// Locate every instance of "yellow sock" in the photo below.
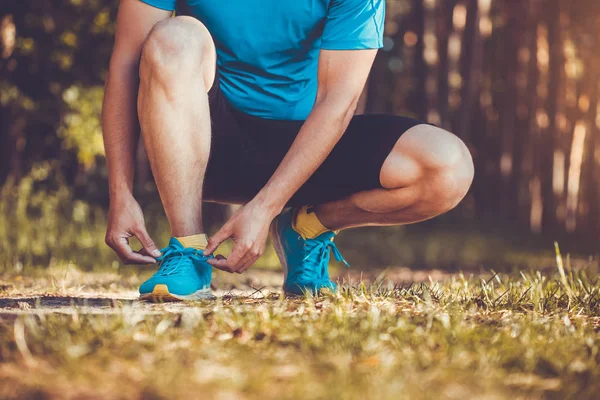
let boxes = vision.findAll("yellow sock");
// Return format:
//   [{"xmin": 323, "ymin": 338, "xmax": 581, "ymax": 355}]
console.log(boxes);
[
  {"xmin": 175, "ymin": 234, "xmax": 208, "ymax": 250},
  {"xmin": 293, "ymin": 206, "xmax": 332, "ymax": 239}
]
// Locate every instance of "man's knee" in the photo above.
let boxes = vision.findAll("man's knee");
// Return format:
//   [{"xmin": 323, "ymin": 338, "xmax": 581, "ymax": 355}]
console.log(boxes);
[
  {"xmin": 381, "ymin": 124, "xmax": 474, "ymax": 213},
  {"xmin": 140, "ymin": 16, "xmax": 215, "ymax": 85}
]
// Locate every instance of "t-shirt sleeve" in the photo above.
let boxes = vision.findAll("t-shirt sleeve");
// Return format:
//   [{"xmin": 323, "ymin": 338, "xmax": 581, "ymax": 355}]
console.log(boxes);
[
  {"xmin": 321, "ymin": 0, "xmax": 385, "ymax": 50},
  {"xmin": 139, "ymin": 0, "xmax": 176, "ymax": 12}
]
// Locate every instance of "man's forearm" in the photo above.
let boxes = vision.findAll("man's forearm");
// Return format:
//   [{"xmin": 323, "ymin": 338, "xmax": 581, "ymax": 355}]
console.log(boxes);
[
  {"xmin": 254, "ymin": 95, "xmax": 358, "ymax": 212},
  {"xmin": 102, "ymin": 63, "xmax": 141, "ymax": 200}
]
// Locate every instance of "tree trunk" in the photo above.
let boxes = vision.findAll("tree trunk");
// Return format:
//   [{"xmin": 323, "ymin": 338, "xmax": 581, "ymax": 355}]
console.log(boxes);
[
  {"xmin": 540, "ymin": 0, "xmax": 561, "ymax": 234},
  {"xmin": 436, "ymin": 0, "xmax": 456, "ymax": 130},
  {"xmin": 457, "ymin": 0, "xmax": 482, "ymax": 143},
  {"xmin": 411, "ymin": 0, "xmax": 427, "ymax": 119},
  {"xmin": 513, "ymin": 1, "xmax": 540, "ymax": 228},
  {"xmin": 499, "ymin": 1, "xmax": 521, "ymax": 218}
]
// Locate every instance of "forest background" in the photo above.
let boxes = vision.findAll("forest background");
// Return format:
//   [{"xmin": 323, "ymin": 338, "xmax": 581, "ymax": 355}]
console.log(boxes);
[{"xmin": 1, "ymin": 0, "xmax": 599, "ymax": 271}]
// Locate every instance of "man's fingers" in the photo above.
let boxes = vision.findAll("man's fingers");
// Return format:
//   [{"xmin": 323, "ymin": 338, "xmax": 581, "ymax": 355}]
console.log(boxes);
[
  {"xmin": 208, "ymin": 242, "xmax": 248, "ymax": 272},
  {"xmin": 207, "ymin": 257, "xmax": 234, "ymax": 272},
  {"xmin": 237, "ymin": 256, "xmax": 260, "ymax": 274},
  {"xmin": 125, "ymin": 253, "xmax": 157, "ymax": 265},
  {"xmin": 237, "ymin": 246, "xmax": 263, "ymax": 273},
  {"xmin": 230, "ymin": 241, "xmax": 256, "ymax": 272},
  {"xmin": 113, "ymin": 237, "xmax": 157, "ymax": 265},
  {"xmin": 234, "ymin": 248, "xmax": 260, "ymax": 274},
  {"xmin": 209, "ymin": 241, "xmax": 261, "ymax": 273},
  {"xmin": 204, "ymin": 227, "xmax": 232, "ymax": 255},
  {"xmin": 132, "ymin": 226, "xmax": 161, "ymax": 258},
  {"xmin": 208, "ymin": 252, "xmax": 244, "ymax": 272}
]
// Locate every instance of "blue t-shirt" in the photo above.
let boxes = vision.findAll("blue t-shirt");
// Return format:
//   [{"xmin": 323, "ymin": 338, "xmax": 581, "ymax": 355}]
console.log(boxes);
[{"xmin": 140, "ymin": 0, "xmax": 385, "ymax": 120}]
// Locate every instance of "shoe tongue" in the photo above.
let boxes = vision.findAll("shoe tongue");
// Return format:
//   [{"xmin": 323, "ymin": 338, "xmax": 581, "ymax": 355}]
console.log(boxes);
[{"xmin": 169, "ymin": 237, "xmax": 185, "ymax": 249}]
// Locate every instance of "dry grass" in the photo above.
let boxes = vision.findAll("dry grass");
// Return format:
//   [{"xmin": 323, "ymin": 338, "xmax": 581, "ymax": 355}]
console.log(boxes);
[{"xmin": 1, "ymin": 247, "xmax": 600, "ymax": 400}]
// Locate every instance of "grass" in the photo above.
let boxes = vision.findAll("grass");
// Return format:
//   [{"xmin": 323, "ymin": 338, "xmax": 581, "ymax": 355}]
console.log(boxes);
[
  {"xmin": 2, "ymin": 178, "xmax": 600, "ymax": 398},
  {"xmin": 1, "ymin": 246, "xmax": 600, "ymax": 400}
]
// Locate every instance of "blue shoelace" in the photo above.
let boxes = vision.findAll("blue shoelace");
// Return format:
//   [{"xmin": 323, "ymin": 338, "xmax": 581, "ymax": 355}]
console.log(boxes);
[
  {"xmin": 155, "ymin": 246, "xmax": 213, "ymax": 277},
  {"xmin": 299, "ymin": 238, "xmax": 350, "ymax": 281}
]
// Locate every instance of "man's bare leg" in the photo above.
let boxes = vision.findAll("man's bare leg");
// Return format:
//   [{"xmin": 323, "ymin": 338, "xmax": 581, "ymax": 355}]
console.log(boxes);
[
  {"xmin": 137, "ymin": 17, "xmax": 216, "ymax": 237},
  {"xmin": 274, "ymin": 124, "xmax": 473, "ymax": 294},
  {"xmin": 302, "ymin": 125, "xmax": 475, "ymax": 232}
]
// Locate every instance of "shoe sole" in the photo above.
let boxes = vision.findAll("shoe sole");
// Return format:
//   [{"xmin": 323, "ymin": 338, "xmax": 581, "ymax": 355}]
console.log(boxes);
[{"xmin": 139, "ymin": 284, "xmax": 215, "ymax": 302}]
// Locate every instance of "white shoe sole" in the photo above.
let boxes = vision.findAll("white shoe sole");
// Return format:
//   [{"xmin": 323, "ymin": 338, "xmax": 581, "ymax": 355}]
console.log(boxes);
[{"xmin": 139, "ymin": 284, "xmax": 215, "ymax": 302}]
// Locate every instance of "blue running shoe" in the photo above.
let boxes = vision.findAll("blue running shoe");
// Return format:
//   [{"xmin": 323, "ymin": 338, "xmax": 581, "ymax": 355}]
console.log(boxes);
[
  {"xmin": 139, "ymin": 237, "xmax": 214, "ymax": 302},
  {"xmin": 270, "ymin": 209, "xmax": 349, "ymax": 296}
]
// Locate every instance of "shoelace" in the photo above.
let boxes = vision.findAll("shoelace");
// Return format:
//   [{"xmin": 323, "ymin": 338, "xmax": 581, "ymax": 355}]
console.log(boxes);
[
  {"xmin": 299, "ymin": 238, "xmax": 350, "ymax": 281},
  {"xmin": 155, "ymin": 246, "xmax": 213, "ymax": 277}
]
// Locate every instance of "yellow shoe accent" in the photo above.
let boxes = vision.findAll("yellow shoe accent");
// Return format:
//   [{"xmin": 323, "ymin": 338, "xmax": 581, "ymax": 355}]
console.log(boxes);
[
  {"xmin": 293, "ymin": 206, "xmax": 337, "ymax": 239},
  {"xmin": 139, "ymin": 284, "xmax": 181, "ymax": 303},
  {"xmin": 175, "ymin": 234, "xmax": 208, "ymax": 250}
]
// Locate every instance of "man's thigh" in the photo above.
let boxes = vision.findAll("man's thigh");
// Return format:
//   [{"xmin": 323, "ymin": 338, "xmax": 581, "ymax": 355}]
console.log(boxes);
[
  {"xmin": 204, "ymin": 101, "xmax": 427, "ymax": 207},
  {"xmin": 288, "ymin": 114, "xmax": 427, "ymax": 206}
]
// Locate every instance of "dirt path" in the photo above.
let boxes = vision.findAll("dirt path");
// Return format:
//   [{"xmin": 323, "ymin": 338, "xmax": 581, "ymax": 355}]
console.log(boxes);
[{"xmin": 0, "ymin": 266, "xmax": 459, "ymax": 318}]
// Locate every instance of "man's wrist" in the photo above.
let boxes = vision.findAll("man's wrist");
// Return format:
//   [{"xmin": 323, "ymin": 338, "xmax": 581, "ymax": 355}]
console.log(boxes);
[
  {"xmin": 109, "ymin": 186, "xmax": 135, "ymax": 205},
  {"xmin": 251, "ymin": 191, "xmax": 286, "ymax": 217}
]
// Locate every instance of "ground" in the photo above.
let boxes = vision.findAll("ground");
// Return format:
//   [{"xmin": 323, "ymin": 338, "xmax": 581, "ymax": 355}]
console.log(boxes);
[{"xmin": 1, "ymin": 251, "xmax": 600, "ymax": 400}]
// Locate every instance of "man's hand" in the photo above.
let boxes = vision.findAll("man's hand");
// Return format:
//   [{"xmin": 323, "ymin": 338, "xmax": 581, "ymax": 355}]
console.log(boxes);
[
  {"xmin": 204, "ymin": 200, "xmax": 278, "ymax": 273},
  {"xmin": 105, "ymin": 195, "xmax": 161, "ymax": 264}
]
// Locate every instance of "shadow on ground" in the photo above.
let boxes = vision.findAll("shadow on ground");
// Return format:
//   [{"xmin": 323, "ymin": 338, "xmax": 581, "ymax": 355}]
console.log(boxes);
[
  {"xmin": 0, "ymin": 296, "xmax": 135, "ymax": 309},
  {"xmin": 0, "ymin": 266, "xmax": 473, "ymax": 320}
]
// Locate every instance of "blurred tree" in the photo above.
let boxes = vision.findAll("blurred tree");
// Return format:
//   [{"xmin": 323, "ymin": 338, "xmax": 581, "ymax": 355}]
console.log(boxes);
[
  {"xmin": 371, "ymin": 0, "xmax": 600, "ymax": 237},
  {"xmin": 1, "ymin": 0, "xmax": 600, "ymax": 239},
  {"xmin": 0, "ymin": 0, "xmax": 117, "ymax": 199}
]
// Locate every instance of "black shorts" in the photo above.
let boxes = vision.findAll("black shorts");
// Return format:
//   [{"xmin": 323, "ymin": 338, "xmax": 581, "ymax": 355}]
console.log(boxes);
[{"xmin": 204, "ymin": 78, "xmax": 426, "ymax": 208}]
